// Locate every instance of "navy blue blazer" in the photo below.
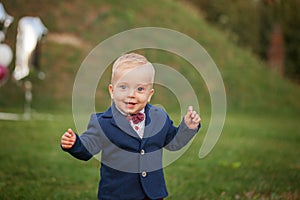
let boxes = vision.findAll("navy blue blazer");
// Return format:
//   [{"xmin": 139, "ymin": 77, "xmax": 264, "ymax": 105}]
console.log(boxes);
[{"xmin": 63, "ymin": 103, "xmax": 200, "ymax": 200}]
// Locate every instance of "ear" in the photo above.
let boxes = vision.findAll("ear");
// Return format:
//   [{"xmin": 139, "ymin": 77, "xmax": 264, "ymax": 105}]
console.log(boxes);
[
  {"xmin": 108, "ymin": 84, "xmax": 114, "ymax": 99},
  {"xmin": 148, "ymin": 88, "xmax": 154, "ymax": 102}
]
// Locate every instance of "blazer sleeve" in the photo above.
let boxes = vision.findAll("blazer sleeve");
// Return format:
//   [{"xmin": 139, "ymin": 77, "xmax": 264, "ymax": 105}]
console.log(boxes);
[
  {"xmin": 62, "ymin": 113, "xmax": 102, "ymax": 161},
  {"xmin": 164, "ymin": 117, "xmax": 200, "ymax": 151}
]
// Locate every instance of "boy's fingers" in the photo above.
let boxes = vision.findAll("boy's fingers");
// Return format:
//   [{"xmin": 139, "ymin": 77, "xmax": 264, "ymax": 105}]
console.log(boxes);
[
  {"xmin": 63, "ymin": 132, "xmax": 71, "ymax": 138},
  {"xmin": 186, "ymin": 106, "xmax": 193, "ymax": 119},
  {"xmin": 191, "ymin": 110, "xmax": 197, "ymax": 118},
  {"xmin": 187, "ymin": 106, "xmax": 198, "ymax": 118},
  {"xmin": 192, "ymin": 115, "xmax": 201, "ymax": 123},
  {"xmin": 61, "ymin": 129, "xmax": 76, "ymax": 149},
  {"xmin": 61, "ymin": 135, "xmax": 75, "ymax": 149},
  {"xmin": 61, "ymin": 143, "xmax": 72, "ymax": 149},
  {"xmin": 185, "ymin": 106, "xmax": 201, "ymax": 128},
  {"xmin": 188, "ymin": 106, "xmax": 193, "ymax": 113},
  {"xmin": 68, "ymin": 128, "xmax": 74, "ymax": 135},
  {"xmin": 65, "ymin": 129, "xmax": 76, "ymax": 138},
  {"xmin": 61, "ymin": 140, "xmax": 75, "ymax": 145},
  {"xmin": 62, "ymin": 133, "xmax": 75, "ymax": 142},
  {"xmin": 62, "ymin": 134, "xmax": 75, "ymax": 141}
]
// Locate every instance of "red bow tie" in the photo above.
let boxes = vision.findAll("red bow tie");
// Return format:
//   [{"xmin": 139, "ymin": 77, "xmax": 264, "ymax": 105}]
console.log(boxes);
[{"xmin": 127, "ymin": 112, "xmax": 145, "ymax": 124}]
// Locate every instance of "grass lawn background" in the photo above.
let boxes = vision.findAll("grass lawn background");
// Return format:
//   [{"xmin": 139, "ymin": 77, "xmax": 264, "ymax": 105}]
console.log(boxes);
[{"xmin": 0, "ymin": 0, "xmax": 299, "ymax": 199}]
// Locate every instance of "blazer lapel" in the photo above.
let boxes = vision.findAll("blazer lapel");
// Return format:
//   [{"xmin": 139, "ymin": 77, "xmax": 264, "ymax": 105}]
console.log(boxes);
[
  {"xmin": 142, "ymin": 104, "xmax": 167, "ymax": 144},
  {"xmin": 109, "ymin": 103, "xmax": 142, "ymax": 141}
]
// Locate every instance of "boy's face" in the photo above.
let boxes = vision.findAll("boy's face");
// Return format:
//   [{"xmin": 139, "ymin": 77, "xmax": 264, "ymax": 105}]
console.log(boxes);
[{"xmin": 109, "ymin": 65, "xmax": 154, "ymax": 115}]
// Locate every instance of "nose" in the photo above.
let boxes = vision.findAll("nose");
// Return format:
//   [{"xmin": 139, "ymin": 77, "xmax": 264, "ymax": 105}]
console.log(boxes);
[{"xmin": 127, "ymin": 88, "xmax": 135, "ymax": 98}]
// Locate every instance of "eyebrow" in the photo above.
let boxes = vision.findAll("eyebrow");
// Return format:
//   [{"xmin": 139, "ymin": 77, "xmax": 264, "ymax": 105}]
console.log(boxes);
[{"xmin": 116, "ymin": 81, "xmax": 152, "ymax": 86}]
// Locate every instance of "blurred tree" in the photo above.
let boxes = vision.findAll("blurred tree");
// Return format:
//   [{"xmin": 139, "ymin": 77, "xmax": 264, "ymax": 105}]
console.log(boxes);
[
  {"xmin": 184, "ymin": 0, "xmax": 300, "ymax": 82},
  {"xmin": 257, "ymin": 0, "xmax": 274, "ymax": 59},
  {"xmin": 185, "ymin": 0, "xmax": 273, "ymax": 58},
  {"xmin": 279, "ymin": 0, "xmax": 300, "ymax": 81},
  {"xmin": 267, "ymin": 24, "xmax": 285, "ymax": 75}
]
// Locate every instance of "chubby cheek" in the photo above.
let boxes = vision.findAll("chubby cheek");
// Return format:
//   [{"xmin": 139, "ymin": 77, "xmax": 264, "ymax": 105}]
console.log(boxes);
[
  {"xmin": 136, "ymin": 93, "xmax": 151, "ymax": 104},
  {"xmin": 139, "ymin": 97, "xmax": 149, "ymax": 104},
  {"xmin": 113, "ymin": 92, "xmax": 126, "ymax": 104}
]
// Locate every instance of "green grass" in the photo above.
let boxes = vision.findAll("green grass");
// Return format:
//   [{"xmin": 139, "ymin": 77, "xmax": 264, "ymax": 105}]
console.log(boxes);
[
  {"xmin": 0, "ymin": 114, "xmax": 99, "ymax": 199},
  {"xmin": 166, "ymin": 114, "xmax": 300, "ymax": 199},
  {"xmin": 0, "ymin": 0, "xmax": 300, "ymax": 199},
  {"xmin": 0, "ymin": 113, "xmax": 299, "ymax": 199}
]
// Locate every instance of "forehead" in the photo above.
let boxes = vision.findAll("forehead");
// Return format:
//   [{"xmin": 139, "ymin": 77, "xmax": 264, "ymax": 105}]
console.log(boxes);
[
  {"xmin": 113, "ymin": 64, "xmax": 155, "ymax": 84},
  {"xmin": 112, "ymin": 53, "xmax": 149, "ymax": 71}
]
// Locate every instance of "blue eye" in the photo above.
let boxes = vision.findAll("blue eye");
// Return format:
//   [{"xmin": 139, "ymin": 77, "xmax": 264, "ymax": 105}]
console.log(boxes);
[
  {"xmin": 120, "ymin": 85, "xmax": 126, "ymax": 90},
  {"xmin": 137, "ymin": 87, "xmax": 144, "ymax": 92}
]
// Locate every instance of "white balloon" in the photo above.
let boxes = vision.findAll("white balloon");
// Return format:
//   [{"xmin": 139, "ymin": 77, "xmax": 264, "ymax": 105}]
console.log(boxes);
[
  {"xmin": 13, "ymin": 16, "xmax": 48, "ymax": 81},
  {"xmin": 0, "ymin": 43, "xmax": 13, "ymax": 67}
]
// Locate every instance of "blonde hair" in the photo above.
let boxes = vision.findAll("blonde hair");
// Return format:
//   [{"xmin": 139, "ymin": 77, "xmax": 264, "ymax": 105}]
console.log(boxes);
[{"xmin": 111, "ymin": 53, "xmax": 155, "ymax": 84}]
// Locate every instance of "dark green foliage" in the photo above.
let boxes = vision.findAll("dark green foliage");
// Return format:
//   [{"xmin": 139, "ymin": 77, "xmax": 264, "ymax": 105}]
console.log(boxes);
[
  {"xmin": 185, "ymin": 0, "xmax": 300, "ymax": 82},
  {"xmin": 279, "ymin": 0, "xmax": 300, "ymax": 81}
]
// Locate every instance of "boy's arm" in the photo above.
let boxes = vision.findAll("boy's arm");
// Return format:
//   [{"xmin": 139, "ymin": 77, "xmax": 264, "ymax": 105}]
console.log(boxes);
[
  {"xmin": 61, "ymin": 114, "xmax": 102, "ymax": 161},
  {"xmin": 61, "ymin": 130, "xmax": 93, "ymax": 161},
  {"xmin": 164, "ymin": 106, "xmax": 201, "ymax": 151}
]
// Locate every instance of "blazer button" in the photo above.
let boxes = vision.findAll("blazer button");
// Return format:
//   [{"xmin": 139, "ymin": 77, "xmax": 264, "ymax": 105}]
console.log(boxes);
[
  {"xmin": 142, "ymin": 171, "xmax": 147, "ymax": 177},
  {"xmin": 141, "ymin": 149, "xmax": 145, "ymax": 155}
]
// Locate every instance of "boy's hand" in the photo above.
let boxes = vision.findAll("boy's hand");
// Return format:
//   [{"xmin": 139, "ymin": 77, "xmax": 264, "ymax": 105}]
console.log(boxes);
[
  {"xmin": 184, "ymin": 106, "xmax": 201, "ymax": 130},
  {"xmin": 61, "ymin": 128, "xmax": 76, "ymax": 149}
]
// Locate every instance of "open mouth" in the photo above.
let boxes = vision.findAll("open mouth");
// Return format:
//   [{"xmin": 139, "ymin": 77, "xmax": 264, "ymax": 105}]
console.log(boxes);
[{"xmin": 126, "ymin": 102, "xmax": 137, "ymax": 106}]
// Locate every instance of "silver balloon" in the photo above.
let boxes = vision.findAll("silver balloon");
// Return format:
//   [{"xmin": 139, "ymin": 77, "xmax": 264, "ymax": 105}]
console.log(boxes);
[
  {"xmin": 13, "ymin": 16, "xmax": 48, "ymax": 81},
  {"xmin": 0, "ymin": 43, "xmax": 13, "ymax": 67},
  {"xmin": 0, "ymin": 3, "xmax": 14, "ymax": 41}
]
